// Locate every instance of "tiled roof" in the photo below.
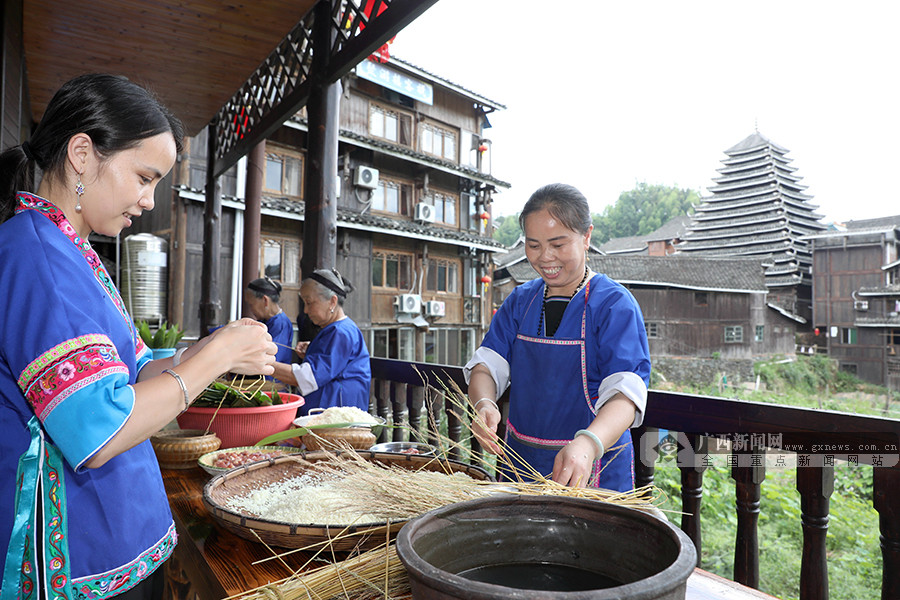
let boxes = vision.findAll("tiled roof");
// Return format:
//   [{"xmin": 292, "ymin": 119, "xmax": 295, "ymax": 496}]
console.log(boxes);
[
  {"xmin": 596, "ymin": 214, "xmax": 691, "ymax": 254},
  {"xmin": 859, "ymin": 284, "xmax": 900, "ymax": 297},
  {"xmin": 285, "ymin": 117, "xmax": 512, "ymax": 190},
  {"xmin": 504, "ymin": 255, "xmax": 767, "ymax": 292},
  {"xmin": 856, "ymin": 315, "xmax": 900, "ymax": 327},
  {"xmin": 845, "ymin": 215, "xmax": 900, "ymax": 231},
  {"xmin": 339, "ymin": 129, "xmax": 512, "ymax": 189},
  {"xmin": 725, "ymin": 132, "xmax": 789, "ymax": 155},
  {"xmin": 256, "ymin": 194, "xmax": 506, "ymax": 250}
]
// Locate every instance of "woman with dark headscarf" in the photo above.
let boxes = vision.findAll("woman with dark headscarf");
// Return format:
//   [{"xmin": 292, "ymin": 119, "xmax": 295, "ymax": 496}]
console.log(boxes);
[
  {"xmin": 272, "ymin": 269, "xmax": 371, "ymax": 414},
  {"xmin": 244, "ymin": 276, "xmax": 294, "ymax": 364}
]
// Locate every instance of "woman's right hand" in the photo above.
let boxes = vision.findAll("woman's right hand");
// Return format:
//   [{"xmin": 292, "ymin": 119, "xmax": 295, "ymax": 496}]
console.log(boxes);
[
  {"xmin": 472, "ymin": 402, "xmax": 503, "ymax": 455},
  {"xmin": 211, "ymin": 319, "xmax": 277, "ymax": 375},
  {"xmin": 295, "ymin": 341, "xmax": 310, "ymax": 359}
]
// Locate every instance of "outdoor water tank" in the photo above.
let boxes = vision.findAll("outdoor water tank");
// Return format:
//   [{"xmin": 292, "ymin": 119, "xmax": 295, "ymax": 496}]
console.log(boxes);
[{"xmin": 121, "ymin": 233, "xmax": 168, "ymax": 323}]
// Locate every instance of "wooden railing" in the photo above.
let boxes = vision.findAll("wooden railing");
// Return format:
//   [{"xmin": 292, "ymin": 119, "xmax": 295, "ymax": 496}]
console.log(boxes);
[{"xmin": 368, "ymin": 357, "xmax": 900, "ymax": 600}]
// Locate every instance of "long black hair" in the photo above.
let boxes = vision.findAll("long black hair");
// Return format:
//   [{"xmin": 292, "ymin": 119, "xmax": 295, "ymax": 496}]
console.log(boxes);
[{"xmin": 0, "ymin": 73, "xmax": 184, "ymax": 223}]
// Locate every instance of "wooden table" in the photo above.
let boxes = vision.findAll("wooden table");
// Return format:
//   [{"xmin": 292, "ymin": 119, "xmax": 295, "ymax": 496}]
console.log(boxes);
[{"xmin": 161, "ymin": 467, "xmax": 779, "ymax": 600}]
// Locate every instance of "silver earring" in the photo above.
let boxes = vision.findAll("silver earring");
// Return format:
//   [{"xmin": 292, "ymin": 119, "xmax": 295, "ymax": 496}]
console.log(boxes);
[{"xmin": 75, "ymin": 173, "xmax": 85, "ymax": 213}]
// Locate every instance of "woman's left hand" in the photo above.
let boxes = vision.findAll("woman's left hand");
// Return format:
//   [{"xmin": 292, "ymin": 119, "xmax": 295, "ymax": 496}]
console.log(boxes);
[{"xmin": 551, "ymin": 436, "xmax": 597, "ymax": 488}]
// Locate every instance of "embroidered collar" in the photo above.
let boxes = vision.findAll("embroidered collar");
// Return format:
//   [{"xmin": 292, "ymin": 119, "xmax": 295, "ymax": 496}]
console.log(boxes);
[{"xmin": 15, "ymin": 192, "xmax": 136, "ymax": 340}]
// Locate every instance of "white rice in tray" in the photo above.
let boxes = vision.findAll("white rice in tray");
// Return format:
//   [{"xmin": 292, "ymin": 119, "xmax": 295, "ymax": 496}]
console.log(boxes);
[
  {"xmin": 224, "ymin": 473, "xmax": 380, "ymax": 525},
  {"xmin": 308, "ymin": 406, "xmax": 379, "ymax": 426}
]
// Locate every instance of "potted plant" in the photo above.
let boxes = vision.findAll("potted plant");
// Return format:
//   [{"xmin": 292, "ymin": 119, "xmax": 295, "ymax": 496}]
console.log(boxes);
[{"xmin": 136, "ymin": 320, "xmax": 185, "ymax": 360}]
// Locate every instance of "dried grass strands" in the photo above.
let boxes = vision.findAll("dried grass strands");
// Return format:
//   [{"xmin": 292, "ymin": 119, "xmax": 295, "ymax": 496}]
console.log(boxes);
[
  {"xmin": 234, "ymin": 540, "xmax": 410, "ymax": 600},
  {"xmin": 415, "ymin": 370, "xmax": 672, "ymax": 512}
]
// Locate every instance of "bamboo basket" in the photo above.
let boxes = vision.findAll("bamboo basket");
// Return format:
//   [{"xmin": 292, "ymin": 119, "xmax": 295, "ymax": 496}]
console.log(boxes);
[
  {"xmin": 202, "ymin": 450, "xmax": 492, "ymax": 551},
  {"xmin": 150, "ymin": 429, "xmax": 221, "ymax": 470},
  {"xmin": 301, "ymin": 426, "xmax": 377, "ymax": 451}
]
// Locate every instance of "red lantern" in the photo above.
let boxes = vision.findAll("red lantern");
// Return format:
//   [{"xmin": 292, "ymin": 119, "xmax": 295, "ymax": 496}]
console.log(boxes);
[
  {"xmin": 479, "ymin": 212, "xmax": 490, "ymax": 220},
  {"xmin": 814, "ymin": 328, "xmax": 820, "ymax": 336},
  {"xmin": 480, "ymin": 275, "xmax": 492, "ymax": 284},
  {"xmin": 478, "ymin": 144, "xmax": 488, "ymax": 153}
]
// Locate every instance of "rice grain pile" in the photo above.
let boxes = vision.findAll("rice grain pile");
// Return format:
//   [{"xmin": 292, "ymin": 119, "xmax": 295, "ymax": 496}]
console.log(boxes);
[
  {"xmin": 222, "ymin": 453, "xmax": 491, "ymax": 526},
  {"xmin": 224, "ymin": 472, "xmax": 381, "ymax": 525}
]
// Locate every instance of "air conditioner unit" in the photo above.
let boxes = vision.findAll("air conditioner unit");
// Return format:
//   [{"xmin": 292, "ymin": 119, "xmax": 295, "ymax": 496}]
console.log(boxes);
[
  {"xmin": 424, "ymin": 300, "xmax": 446, "ymax": 317},
  {"xmin": 854, "ymin": 300, "xmax": 869, "ymax": 311},
  {"xmin": 395, "ymin": 294, "xmax": 422, "ymax": 314},
  {"xmin": 353, "ymin": 166, "xmax": 379, "ymax": 190},
  {"xmin": 414, "ymin": 202, "xmax": 435, "ymax": 223}
]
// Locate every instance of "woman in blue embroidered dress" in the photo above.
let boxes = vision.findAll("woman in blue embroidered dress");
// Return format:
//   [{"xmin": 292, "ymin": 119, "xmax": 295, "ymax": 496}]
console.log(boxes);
[
  {"xmin": 244, "ymin": 277, "xmax": 295, "ymax": 364},
  {"xmin": 0, "ymin": 74, "xmax": 277, "ymax": 600},
  {"xmin": 271, "ymin": 269, "xmax": 371, "ymax": 414},
  {"xmin": 464, "ymin": 183, "xmax": 651, "ymax": 492}
]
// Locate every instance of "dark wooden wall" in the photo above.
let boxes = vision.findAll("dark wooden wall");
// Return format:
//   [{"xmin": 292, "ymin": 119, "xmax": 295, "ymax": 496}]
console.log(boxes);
[
  {"xmin": 629, "ymin": 287, "xmax": 783, "ymax": 358},
  {"xmin": 1, "ymin": 0, "xmax": 28, "ymax": 152},
  {"xmin": 813, "ymin": 242, "xmax": 888, "ymax": 384}
]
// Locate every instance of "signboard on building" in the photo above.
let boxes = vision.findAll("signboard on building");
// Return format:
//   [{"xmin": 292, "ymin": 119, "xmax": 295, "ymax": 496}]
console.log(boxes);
[{"xmin": 356, "ymin": 59, "xmax": 433, "ymax": 105}]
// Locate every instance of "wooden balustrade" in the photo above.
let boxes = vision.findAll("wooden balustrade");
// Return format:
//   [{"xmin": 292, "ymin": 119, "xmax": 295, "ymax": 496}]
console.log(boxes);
[{"xmin": 369, "ymin": 357, "xmax": 900, "ymax": 600}]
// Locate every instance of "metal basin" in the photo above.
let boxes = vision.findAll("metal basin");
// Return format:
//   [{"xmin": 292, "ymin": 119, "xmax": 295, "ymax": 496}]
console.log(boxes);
[{"xmin": 396, "ymin": 495, "xmax": 696, "ymax": 600}]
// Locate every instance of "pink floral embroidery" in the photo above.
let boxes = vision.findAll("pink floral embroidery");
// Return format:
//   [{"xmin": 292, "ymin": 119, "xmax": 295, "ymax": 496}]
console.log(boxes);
[
  {"xmin": 20, "ymin": 335, "xmax": 128, "ymax": 422},
  {"xmin": 57, "ymin": 362, "xmax": 77, "ymax": 381}
]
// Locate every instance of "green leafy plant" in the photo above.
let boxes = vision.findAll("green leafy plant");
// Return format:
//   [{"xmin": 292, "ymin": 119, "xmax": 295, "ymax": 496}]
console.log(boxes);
[{"xmin": 136, "ymin": 320, "xmax": 184, "ymax": 349}]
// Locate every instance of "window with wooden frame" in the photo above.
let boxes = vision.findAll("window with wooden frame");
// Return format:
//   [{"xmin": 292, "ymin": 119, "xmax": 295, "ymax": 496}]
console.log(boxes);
[
  {"xmin": 426, "ymin": 257, "xmax": 460, "ymax": 294},
  {"xmin": 645, "ymin": 322, "xmax": 659, "ymax": 339},
  {"xmin": 424, "ymin": 328, "xmax": 475, "ymax": 366},
  {"xmin": 371, "ymin": 177, "xmax": 413, "ymax": 216},
  {"xmin": 367, "ymin": 327, "xmax": 415, "ymax": 361},
  {"xmin": 372, "ymin": 251, "xmax": 413, "ymax": 290},
  {"xmin": 264, "ymin": 148, "xmax": 304, "ymax": 198},
  {"xmin": 724, "ymin": 325, "xmax": 743, "ymax": 343},
  {"xmin": 694, "ymin": 292, "xmax": 708, "ymax": 306},
  {"xmin": 261, "ymin": 237, "xmax": 301, "ymax": 284},
  {"xmin": 368, "ymin": 103, "xmax": 413, "ymax": 147},
  {"xmin": 422, "ymin": 190, "xmax": 458, "ymax": 226},
  {"xmin": 418, "ymin": 121, "xmax": 458, "ymax": 162}
]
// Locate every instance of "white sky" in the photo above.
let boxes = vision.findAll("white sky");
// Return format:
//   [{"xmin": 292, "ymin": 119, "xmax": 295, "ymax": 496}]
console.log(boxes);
[{"xmin": 390, "ymin": 1, "xmax": 900, "ymax": 225}]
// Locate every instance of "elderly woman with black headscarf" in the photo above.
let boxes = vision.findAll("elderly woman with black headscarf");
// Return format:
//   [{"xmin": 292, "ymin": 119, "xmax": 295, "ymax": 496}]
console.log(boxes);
[
  {"xmin": 272, "ymin": 268, "xmax": 371, "ymax": 414},
  {"xmin": 244, "ymin": 276, "xmax": 294, "ymax": 364}
]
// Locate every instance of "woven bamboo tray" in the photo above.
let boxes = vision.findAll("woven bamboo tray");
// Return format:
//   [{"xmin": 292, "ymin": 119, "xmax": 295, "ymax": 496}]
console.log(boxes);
[{"xmin": 202, "ymin": 450, "xmax": 492, "ymax": 551}]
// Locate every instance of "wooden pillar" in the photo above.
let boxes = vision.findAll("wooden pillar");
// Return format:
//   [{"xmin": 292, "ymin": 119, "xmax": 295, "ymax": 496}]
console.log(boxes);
[
  {"xmin": 679, "ymin": 433, "xmax": 707, "ymax": 567},
  {"xmin": 732, "ymin": 442, "xmax": 766, "ymax": 589},
  {"xmin": 632, "ymin": 426, "xmax": 657, "ymax": 489},
  {"xmin": 796, "ymin": 464, "xmax": 833, "ymax": 600},
  {"xmin": 392, "ymin": 382, "xmax": 409, "ymax": 442},
  {"xmin": 200, "ymin": 123, "xmax": 222, "ymax": 335},
  {"xmin": 301, "ymin": 0, "xmax": 340, "ymax": 277},
  {"xmin": 241, "ymin": 141, "xmax": 265, "ymax": 317},
  {"xmin": 169, "ymin": 137, "xmax": 189, "ymax": 329},
  {"xmin": 374, "ymin": 379, "xmax": 392, "ymax": 444},
  {"xmin": 874, "ymin": 464, "xmax": 900, "ymax": 600}
]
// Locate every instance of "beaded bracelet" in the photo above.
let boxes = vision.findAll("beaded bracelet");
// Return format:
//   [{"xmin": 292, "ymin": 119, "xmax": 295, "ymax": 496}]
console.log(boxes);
[
  {"xmin": 574, "ymin": 429, "xmax": 605, "ymax": 460},
  {"xmin": 163, "ymin": 369, "xmax": 190, "ymax": 413}
]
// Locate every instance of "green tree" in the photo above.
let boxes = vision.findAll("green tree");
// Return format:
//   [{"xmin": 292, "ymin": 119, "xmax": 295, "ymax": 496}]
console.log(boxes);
[
  {"xmin": 591, "ymin": 183, "xmax": 698, "ymax": 245},
  {"xmin": 492, "ymin": 214, "xmax": 523, "ymax": 247}
]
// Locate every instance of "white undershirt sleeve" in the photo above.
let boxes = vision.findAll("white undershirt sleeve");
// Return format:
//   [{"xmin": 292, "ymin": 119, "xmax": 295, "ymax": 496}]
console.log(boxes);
[
  {"xmin": 463, "ymin": 346, "xmax": 510, "ymax": 401},
  {"xmin": 594, "ymin": 371, "xmax": 648, "ymax": 428},
  {"xmin": 291, "ymin": 362, "xmax": 319, "ymax": 396}
]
